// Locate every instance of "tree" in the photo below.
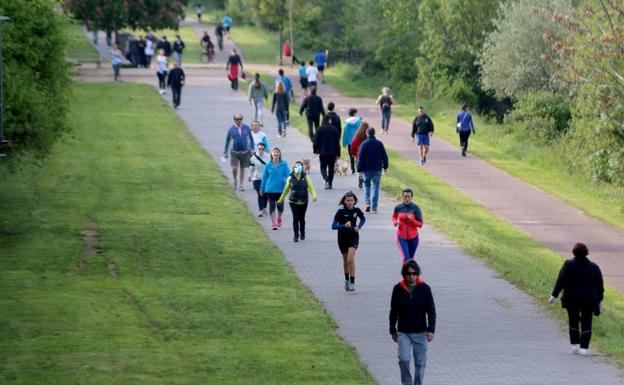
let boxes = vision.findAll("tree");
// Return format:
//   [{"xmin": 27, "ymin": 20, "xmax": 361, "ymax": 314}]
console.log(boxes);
[
  {"xmin": 479, "ymin": 0, "xmax": 572, "ymax": 100},
  {"xmin": 66, "ymin": 0, "xmax": 186, "ymax": 32},
  {"xmin": 0, "ymin": 0, "xmax": 70, "ymax": 163}
]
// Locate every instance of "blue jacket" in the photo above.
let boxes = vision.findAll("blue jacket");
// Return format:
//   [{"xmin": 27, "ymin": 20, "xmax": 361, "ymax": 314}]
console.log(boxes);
[
  {"xmin": 342, "ymin": 117, "xmax": 361, "ymax": 146},
  {"xmin": 456, "ymin": 111, "xmax": 475, "ymax": 133},
  {"xmin": 315, "ymin": 51, "xmax": 327, "ymax": 66},
  {"xmin": 224, "ymin": 124, "xmax": 254, "ymax": 154},
  {"xmin": 274, "ymin": 76, "xmax": 293, "ymax": 94},
  {"xmin": 357, "ymin": 136, "xmax": 389, "ymax": 172},
  {"xmin": 260, "ymin": 160, "xmax": 290, "ymax": 193}
]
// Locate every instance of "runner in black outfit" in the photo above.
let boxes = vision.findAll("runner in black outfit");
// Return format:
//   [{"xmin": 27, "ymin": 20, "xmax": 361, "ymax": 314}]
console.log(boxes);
[{"xmin": 332, "ymin": 191, "xmax": 366, "ymax": 292}]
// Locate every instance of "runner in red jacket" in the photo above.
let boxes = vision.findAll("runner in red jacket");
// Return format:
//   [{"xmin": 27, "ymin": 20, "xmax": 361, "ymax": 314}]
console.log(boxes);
[{"xmin": 392, "ymin": 188, "xmax": 423, "ymax": 263}]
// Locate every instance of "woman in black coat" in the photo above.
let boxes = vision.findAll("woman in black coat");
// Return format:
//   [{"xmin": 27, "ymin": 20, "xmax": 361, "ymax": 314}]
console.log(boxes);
[{"xmin": 549, "ymin": 243, "xmax": 604, "ymax": 355}]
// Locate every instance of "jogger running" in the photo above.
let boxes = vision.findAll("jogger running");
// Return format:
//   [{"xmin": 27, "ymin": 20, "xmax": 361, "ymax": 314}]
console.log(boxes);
[{"xmin": 332, "ymin": 191, "xmax": 366, "ymax": 291}]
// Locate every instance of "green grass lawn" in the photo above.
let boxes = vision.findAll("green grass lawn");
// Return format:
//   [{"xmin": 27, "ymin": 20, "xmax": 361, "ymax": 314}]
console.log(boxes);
[
  {"xmin": 248, "ymin": 84, "xmax": 624, "ymax": 366},
  {"xmin": 64, "ymin": 21, "xmax": 99, "ymax": 62},
  {"xmin": 0, "ymin": 83, "xmax": 375, "ymax": 385},
  {"xmin": 229, "ymin": 25, "xmax": 313, "ymax": 65}
]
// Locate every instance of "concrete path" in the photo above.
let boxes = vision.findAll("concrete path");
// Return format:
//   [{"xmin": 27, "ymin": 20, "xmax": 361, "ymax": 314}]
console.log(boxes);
[{"xmin": 123, "ymin": 68, "xmax": 622, "ymax": 385}]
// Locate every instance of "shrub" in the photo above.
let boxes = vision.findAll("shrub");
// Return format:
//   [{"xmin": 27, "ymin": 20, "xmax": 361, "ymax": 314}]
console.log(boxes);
[
  {"xmin": 0, "ymin": 0, "xmax": 70, "ymax": 163},
  {"xmin": 445, "ymin": 78, "xmax": 478, "ymax": 108},
  {"xmin": 504, "ymin": 91, "xmax": 571, "ymax": 141}
]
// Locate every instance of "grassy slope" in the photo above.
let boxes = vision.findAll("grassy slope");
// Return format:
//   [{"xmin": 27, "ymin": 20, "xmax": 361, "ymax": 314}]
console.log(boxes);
[
  {"xmin": 241, "ymin": 73, "xmax": 624, "ymax": 366},
  {"xmin": 64, "ymin": 21, "xmax": 99, "ymax": 62},
  {"xmin": 0, "ymin": 84, "xmax": 374, "ymax": 385}
]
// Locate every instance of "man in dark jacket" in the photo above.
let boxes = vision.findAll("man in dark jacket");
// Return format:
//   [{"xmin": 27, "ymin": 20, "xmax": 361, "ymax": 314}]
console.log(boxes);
[
  {"xmin": 167, "ymin": 62, "xmax": 185, "ymax": 109},
  {"xmin": 156, "ymin": 36, "xmax": 172, "ymax": 57},
  {"xmin": 299, "ymin": 87, "xmax": 325, "ymax": 141},
  {"xmin": 390, "ymin": 260, "xmax": 436, "ymax": 385},
  {"xmin": 313, "ymin": 115, "xmax": 341, "ymax": 189},
  {"xmin": 549, "ymin": 242, "xmax": 604, "ymax": 355},
  {"xmin": 172, "ymin": 34, "xmax": 185, "ymax": 65},
  {"xmin": 357, "ymin": 127, "xmax": 388, "ymax": 213},
  {"xmin": 326, "ymin": 102, "xmax": 342, "ymax": 138},
  {"xmin": 410, "ymin": 107, "xmax": 434, "ymax": 165}
]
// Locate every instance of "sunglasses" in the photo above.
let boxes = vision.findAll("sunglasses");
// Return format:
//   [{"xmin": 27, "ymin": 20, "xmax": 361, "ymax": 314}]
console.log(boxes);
[
  {"xmin": 234, "ymin": 117, "xmax": 243, "ymax": 121},
  {"xmin": 405, "ymin": 272, "xmax": 418, "ymax": 276}
]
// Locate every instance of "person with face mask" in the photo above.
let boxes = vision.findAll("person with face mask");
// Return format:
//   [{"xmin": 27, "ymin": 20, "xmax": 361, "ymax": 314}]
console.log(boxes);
[
  {"xmin": 392, "ymin": 188, "xmax": 423, "ymax": 263},
  {"xmin": 278, "ymin": 161, "xmax": 318, "ymax": 242}
]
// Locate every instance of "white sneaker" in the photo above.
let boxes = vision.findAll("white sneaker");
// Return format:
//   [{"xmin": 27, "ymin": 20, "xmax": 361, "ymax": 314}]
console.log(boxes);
[
  {"xmin": 277, "ymin": 134, "xmax": 281, "ymax": 138},
  {"xmin": 578, "ymin": 348, "xmax": 589, "ymax": 356},
  {"xmin": 158, "ymin": 89, "xmax": 164, "ymax": 95},
  {"xmin": 572, "ymin": 344, "xmax": 580, "ymax": 354},
  {"xmin": 258, "ymin": 210, "xmax": 263, "ymax": 217}
]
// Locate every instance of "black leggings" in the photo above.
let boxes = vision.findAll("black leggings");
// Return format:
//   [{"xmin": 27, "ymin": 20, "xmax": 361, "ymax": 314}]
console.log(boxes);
[
  {"xmin": 346, "ymin": 145, "xmax": 355, "ymax": 173},
  {"xmin": 319, "ymin": 155, "xmax": 336, "ymax": 186},
  {"xmin": 459, "ymin": 130, "xmax": 471, "ymax": 153},
  {"xmin": 265, "ymin": 192, "xmax": 284, "ymax": 214},
  {"xmin": 566, "ymin": 305, "xmax": 594, "ymax": 349},
  {"xmin": 289, "ymin": 202, "xmax": 308, "ymax": 237},
  {"xmin": 157, "ymin": 72, "xmax": 167, "ymax": 89}
]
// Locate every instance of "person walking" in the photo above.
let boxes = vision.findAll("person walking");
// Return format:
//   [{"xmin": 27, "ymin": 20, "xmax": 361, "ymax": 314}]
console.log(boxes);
[
  {"xmin": 250, "ymin": 120, "xmax": 270, "ymax": 151},
  {"xmin": 357, "ymin": 126, "xmax": 388, "ymax": 214},
  {"xmin": 314, "ymin": 115, "xmax": 341, "ymax": 190},
  {"xmin": 326, "ymin": 102, "xmax": 342, "ymax": 138},
  {"xmin": 195, "ymin": 3, "xmax": 204, "ymax": 22},
  {"xmin": 260, "ymin": 147, "xmax": 290, "ymax": 230},
  {"xmin": 315, "ymin": 49, "xmax": 327, "ymax": 83},
  {"xmin": 392, "ymin": 188, "xmax": 423, "ymax": 263},
  {"xmin": 343, "ymin": 108, "xmax": 362, "ymax": 176},
  {"xmin": 249, "ymin": 141, "xmax": 270, "ymax": 217},
  {"xmin": 298, "ymin": 62, "xmax": 309, "ymax": 96},
  {"xmin": 306, "ymin": 60, "xmax": 319, "ymax": 89},
  {"xmin": 248, "ymin": 73, "xmax": 268, "ymax": 125},
  {"xmin": 299, "ymin": 87, "xmax": 325, "ymax": 141},
  {"xmin": 411, "ymin": 107, "xmax": 435, "ymax": 165},
  {"xmin": 271, "ymin": 80, "xmax": 290, "ymax": 138},
  {"xmin": 145, "ymin": 34, "xmax": 155, "ymax": 67},
  {"xmin": 350, "ymin": 121, "xmax": 368, "ymax": 189},
  {"xmin": 172, "ymin": 34, "xmax": 185, "ymax": 65},
  {"xmin": 456, "ymin": 102, "xmax": 476, "ymax": 157},
  {"xmin": 226, "ymin": 49, "xmax": 244, "ymax": 91},
  {"xmin": 156, "ymin": 36, "xmax": 172, "ymax": 57},
  {"xmin": 167, "ymin": 62, "xmax": 185, "ymax": 109},
  {"xmin": 156, "ymin": 49, "xmax": 168, "ymax": 95},
  {"xmin": 137, "ymin": 36, "xmax": 146, "ymax": 68},
  {"xmin": 549, "ymin": 243, "xmax": 604, "ymax": 356},
  {"xmin": 278, "ymin": 161, "xmax": 318, "ymax": 242},
  {"xmin": 390, "ymin": 260, "xmax": 436, "ymax": 385},
  {"xmin": 223, "ymin": 114, "xmax": 254, "ymax": 191},
  {"xmin": 223, "ymin": 15, "xmax": 233, "ymax": 37},
  {"xmin": 376, "ymin": 87, "xmax": 394, "ymax": 135},
  {"xmin": 110, "ymin": 43, "xmax": 123, "ymax": 82},
  {"xmin": 332, "ymin": 191, "xmax": 366, "ymax": 292},
  {"xmin": 274, "ymin": 69, "xmax": 294, "ymax": 123}
]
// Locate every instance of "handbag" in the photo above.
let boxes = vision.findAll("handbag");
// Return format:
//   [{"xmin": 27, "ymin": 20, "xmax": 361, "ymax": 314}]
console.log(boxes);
[{"xmin": 456, "ymin": 112, "xmax": 468, "ymax": 131}]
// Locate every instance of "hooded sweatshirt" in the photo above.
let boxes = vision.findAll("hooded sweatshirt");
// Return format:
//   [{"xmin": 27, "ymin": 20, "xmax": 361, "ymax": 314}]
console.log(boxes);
[
  {"xmin": 389, "ymin": 278, "xmax": 436, "ymax": 335},
  {"xmin": 343, "ymin": 116, "xmax": 362, "ymax": 147}
]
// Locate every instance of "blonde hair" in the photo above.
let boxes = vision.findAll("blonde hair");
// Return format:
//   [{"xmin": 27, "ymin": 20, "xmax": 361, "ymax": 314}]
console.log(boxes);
[
  {"xmin": 274, "ymin": 80, "xmax": 286, "ymax": 93},
  {"xmin": 270, "ymin": 147, "xmax": 282, "ymax": 161},
  {"xmin": 381, "ymin": 87, "xmax": 390, "ymax": 97}
]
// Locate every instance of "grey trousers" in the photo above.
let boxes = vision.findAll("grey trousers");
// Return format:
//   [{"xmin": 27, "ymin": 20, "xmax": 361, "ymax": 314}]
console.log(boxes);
[{"xmin": 398, "ymin": 332, "xmax": 428, "ymax": 385}]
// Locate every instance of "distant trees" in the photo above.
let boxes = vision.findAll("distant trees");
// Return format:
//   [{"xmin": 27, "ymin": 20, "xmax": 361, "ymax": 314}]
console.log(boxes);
[
  {"xmin": 0, "ymin": 0, "xmax": 70, "ymax": 163},
  {"xmin": 66, "ymin": 0, "xmax": 186, "ymax": 32}
]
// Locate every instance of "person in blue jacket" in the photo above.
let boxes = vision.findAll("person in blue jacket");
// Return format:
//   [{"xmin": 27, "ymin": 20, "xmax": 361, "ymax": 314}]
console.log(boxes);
[
  {"xmin": 315, "ymin": 49, "xmax": 327, "ymax": 83},
  {"xmin": 342, "ymin": 108, "xmax": 362, "ymax": 175},
  {"xmin": 260, "ymin": 147, "xmax": 290, "ymax": 230},
  {"xmin": 357, "ymin": 126, "xmax": 389, "ymax": 214},
  {"xmin": 456, "ymin": 102, "xmax": 476, "ymax": 157}
]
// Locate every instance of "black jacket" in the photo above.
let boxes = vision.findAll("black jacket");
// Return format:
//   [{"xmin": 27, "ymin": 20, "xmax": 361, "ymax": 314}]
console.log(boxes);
[
  {"xmin": 271, "ymin": 92, "xmax": 289, "ymax": 113},
  {"xmin": 390, "ymin": 279, "xmax": 436, "ymax": 334},
  {"xmin": 326, "ymin": 111, "xmax": 342, "ymax": 138},
  {"xmin": 173, "ymin": 39, "xmax": 185, "ymax": 53},
  {"xmin": 299, "ymin": 94, "xmax": 325, "ymax": 119},
  {"xmin": 156, "ymin": 40, "xmax": 172, "ymax": 56},
  {"xmin": 552, "ymin": 256, "xmax": 604, "ymax": 311},
  {"xmin": 411, "ymin": 113, "xmax": 434, "ymax": 136},
  {"xmin": 313, "ymin": 124, "xmax": 340, "ymax": 156},
  {"xmin": 167, "ymin": 68, "xmax": 185, "ymax": 88}
]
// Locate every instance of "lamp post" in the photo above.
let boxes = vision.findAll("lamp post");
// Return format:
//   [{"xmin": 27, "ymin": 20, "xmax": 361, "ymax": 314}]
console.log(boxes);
[{"xmin": 0, "ymin": 16, "xmax": 10, "ymax": 155}]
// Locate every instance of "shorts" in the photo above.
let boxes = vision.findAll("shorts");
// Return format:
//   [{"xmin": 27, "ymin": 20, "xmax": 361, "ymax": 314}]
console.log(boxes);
[
  {"xmin": 317, "ymin": 65, "xmax": 325, "ymax": 72},
  {"xmin": 230, "ymin": 150, "xmax": 250, "ymax": 168},
  {"xmin": 309, "ymin": 81, "xmax": 317, "ymax": 89},
  {"xmin": 300, "ymin": 78, "xmax": 309, "ymax": 89},
  {"xmin": 338, "ymin": 235, "xmax": 359, "ymax": 254},
  {"xmin": 225, "ymin": 26, "xmax": 231, "ymax": 32},
  {"xmin": 265, "ymin": 192, "xmax": 282, "ymax": 202},
  {"xmin": 417, "ymin": 134, "xmax": 430, "ymax": 145}
]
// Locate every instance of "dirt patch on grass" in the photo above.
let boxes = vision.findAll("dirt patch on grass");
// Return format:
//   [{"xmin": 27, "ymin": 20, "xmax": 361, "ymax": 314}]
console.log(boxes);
[
  {"xmin": 125, "ymin": 291, "xmax": 167, "ymax": 341},
  {"xmin": 74, "ymin": 218, "xmax": 101, "ymax": 275}
]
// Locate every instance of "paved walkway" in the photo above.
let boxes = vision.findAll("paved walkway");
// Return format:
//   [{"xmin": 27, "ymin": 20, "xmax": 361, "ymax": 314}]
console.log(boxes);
[{"xmin": 130, "ymin": 68, "xmax": 622, "ymax": 384}]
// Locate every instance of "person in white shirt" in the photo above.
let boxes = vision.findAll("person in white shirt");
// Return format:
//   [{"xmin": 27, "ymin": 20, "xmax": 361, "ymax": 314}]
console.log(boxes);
[
  {"xmin": 145, "ymin": 35, "xmax": 155, "ymax": 67},
  {"xmin": 156, "ymin": 49, "xmax": 168, "ymax": 94},
  {"xmin": 249, "ymin": 141, "xmax": 270, "ymax": 216},
  {"xmin": 250, "ymin": 120, "xmax": 269, "ymax": 151},
  {"xmin": 306, "ymin": 60, "xmax": 319, "ymax": 89}
]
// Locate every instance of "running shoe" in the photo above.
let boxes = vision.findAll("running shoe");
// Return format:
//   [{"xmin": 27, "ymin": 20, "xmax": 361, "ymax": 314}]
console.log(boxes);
[
  {"xmin": 365, "ymin": 206, "xmax": 371, "ymax": 213},
  {"xmin": 344, "ymin": 282, "xmax": 350, "ymax": 292},
  {"xmin": 258, "ymin": 210, "xmax": 263, "ymax": 217},
  {"xmin": 572, "ymin": 344, "xmax": 580, "ymax": 354},
  {"xmin": 579, "ymin": 348, "xmax": 590, "ymax": 356},
  {"xmin": 372, "ymin": 207, "xmax": 378, "ymax": 214},
  {"xmin": 300, "ymin": 233, "xmax": 305, "ymax": 241},
  {"xmin": 277, "ymin": 134, "xmax": 281, "ymax": 138},
  {"xmin": 239, "ymin": 186, "xmax": 245, "ymax": 191},
  {"xmin": 272, "ymin": 225, "xmax": 278, "ymax": 230},
  {"xmin": 349, "ymin": 285, "xmax": 355, "ymax": 292},
  {"xmin": 277, "ymin": 216, "xmax": 283, "ymax": 227},
  {"xmin": 293, "ymin": 235, "xmax": 299, "ymax": 242},
  {"xmin": 420, "ymin": 159, "xmax": 425, "ymax": 165},
  {"xmin": 358, "ymin": 177, "xmax": 363, "ymax": 189}
]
